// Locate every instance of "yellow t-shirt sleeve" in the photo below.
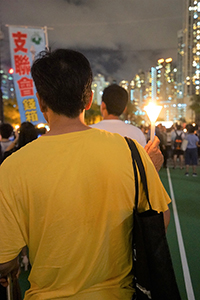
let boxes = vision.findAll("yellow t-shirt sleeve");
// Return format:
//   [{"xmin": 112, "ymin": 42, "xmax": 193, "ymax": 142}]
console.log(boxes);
[{"xmin": 133, "ymin": 141, "xmax": 171, "ymax": 213}]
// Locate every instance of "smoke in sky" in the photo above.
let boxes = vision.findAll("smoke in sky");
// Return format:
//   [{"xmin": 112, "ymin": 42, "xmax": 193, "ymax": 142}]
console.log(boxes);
[{"xmin": 0, "ymin": 0, "xmax": 183, "ymax": 81}]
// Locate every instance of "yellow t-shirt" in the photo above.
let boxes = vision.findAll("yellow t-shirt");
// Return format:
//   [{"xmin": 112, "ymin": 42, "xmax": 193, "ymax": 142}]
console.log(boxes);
[{"xmin": 0, "ymin": 129, "xmax": 171, "ymax": 300}]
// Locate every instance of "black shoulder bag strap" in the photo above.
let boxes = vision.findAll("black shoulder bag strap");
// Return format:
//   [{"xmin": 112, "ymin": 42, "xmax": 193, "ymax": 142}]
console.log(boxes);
[{"xmin": 124, "ymin": 137, "xmax": 152, "ymax": 211}]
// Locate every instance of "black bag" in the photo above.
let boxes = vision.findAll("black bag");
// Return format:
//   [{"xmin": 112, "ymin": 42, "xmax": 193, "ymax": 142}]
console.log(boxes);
[
  {"xmin": 125, "ymin": 137, "xmax": 181, "ymax": 300},
  {"xmin": 174, "ymin": 131, "xmax": 183, "ymax": 150}
]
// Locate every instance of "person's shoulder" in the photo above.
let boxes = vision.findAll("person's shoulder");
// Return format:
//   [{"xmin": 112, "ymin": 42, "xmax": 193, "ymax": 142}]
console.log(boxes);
[
  {"xmin": 124, "ymin": 123, "xmax": 143, "ymax": 133},
  {"xmin": 1, "ymin": 138, "xmax": 39, "ymax": 166},
  {"xmin": 90, "ymin": 120, "xmax": 107, "ymax": 129},
  {"xmin": 91, "ymin": 126, "xmax": 124, "ymax": 141},
  {"xmin": 124, "ymin": 124, "xmax": 146, "ymax": 145}
]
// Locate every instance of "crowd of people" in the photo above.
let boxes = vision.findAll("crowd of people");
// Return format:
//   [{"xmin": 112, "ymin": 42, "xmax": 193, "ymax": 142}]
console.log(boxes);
[
  {"xmin": 155, "ymin": 123, "xmax": 199, "ymax": 176},
  {"xmin": 0, "ymin": 48, "xmax": 198, "ymax": 299},
  {"xmin": 138, "ymin": 122, "xmax": 200, "ymax": 175}
]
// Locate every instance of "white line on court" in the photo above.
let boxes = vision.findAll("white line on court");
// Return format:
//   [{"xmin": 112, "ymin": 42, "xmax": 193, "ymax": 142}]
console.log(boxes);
[{"xmin": 167, "ymin": 168, "xmax": 195, "ymax": 300}]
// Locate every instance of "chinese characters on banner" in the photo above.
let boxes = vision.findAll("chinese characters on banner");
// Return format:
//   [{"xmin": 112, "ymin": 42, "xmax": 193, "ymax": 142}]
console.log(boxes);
[{"xmin": 8, "ymin": 27, "xmax": 46, "ymax": 124}]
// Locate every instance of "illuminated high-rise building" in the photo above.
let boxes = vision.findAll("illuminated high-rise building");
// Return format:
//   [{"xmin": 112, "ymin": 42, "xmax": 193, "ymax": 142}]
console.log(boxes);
[
  {"xmin": 0, "ymin": 69, "xmax": 15, "ymax": 100},
  {"xmin": 155, "ymin": 58, "xmax": 179, "ymax": 121},
  {"xmin": 177, "ymin": 30, "xmax": 184, "ymax": 99},
  {"xmin": 183, "ymin": 0, "xmax": 200, "ymax": 95},
  {"xmin": 91, "ymin": 74, "xmax": 109, "ymax": 105},
  {"xmin": 182, "ymin": 0, "xmax": 200, "ymax": 120}
]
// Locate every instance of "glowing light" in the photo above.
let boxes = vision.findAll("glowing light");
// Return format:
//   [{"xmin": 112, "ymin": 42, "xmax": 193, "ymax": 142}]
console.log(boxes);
[
  {"xmin": 165, "ymin": 58, "xmax": 172, "ymax": 63},
  {"xmin": 144, "ymin": 103, "xmax": 162, "ymax": 122},
  {"xmin": 155, "ymin": 121, "xmax": 173, "ymax": 129},
  {"xmin": 9, "ymin": 68, "xmax": 14, "ymax": 74},
  {"xmin": 37, "ymin": 123, "xmax": 46, "ymax": 129},
  {"xmin": 158, "ymin": 58, "xmax": 164, "ymax": 64},
  {"xmin": 45, "ymin": 125, "xmax": 50, "ymax": 131},
  {"xmin": 144, "ymin": 102, "xmax": 162, "ymax": 141},
  {"xmin": 14, "ymin": 125, "xmax": 20, "ymax": 130}
]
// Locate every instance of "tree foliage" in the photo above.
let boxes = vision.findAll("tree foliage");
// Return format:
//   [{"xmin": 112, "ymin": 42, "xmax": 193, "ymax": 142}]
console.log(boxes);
[
  {"xmin": 3, "ymin": 98, "xmax": 21, "ymax": 125},
  {"xmin": 121, "ymin": 101, "xmax": 144, "ymax": 126},
  {"xmin": 85, "ymin": 103, "xmax": 102, "ymax": 125}
]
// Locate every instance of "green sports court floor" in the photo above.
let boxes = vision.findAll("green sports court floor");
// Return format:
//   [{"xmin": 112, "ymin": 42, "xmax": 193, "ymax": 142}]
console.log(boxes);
[
  {"xmin": 160, "ymin": 165, "xmax": 200, "ymax": 300},
  {"xmin": 18, "ymin": 165, "xmax": 200, "ymax": 300}
]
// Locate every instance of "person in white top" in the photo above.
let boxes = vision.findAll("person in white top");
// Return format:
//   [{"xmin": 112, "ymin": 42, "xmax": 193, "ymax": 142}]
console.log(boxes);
[{"xmin": 91, "ymin": 84, "xmax": 147, "ymax": 147}]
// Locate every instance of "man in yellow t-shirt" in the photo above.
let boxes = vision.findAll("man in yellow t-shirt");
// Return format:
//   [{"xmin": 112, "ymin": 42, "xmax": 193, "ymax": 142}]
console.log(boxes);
[{"xmin": 0, "ymin": 49, "xmax": 171, "ymax": 300}]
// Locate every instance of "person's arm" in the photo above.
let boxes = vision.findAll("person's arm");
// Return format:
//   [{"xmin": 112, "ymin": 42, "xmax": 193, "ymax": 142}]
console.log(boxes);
[
  {"xmin": 196, "ymin": 136, "xmax": 199, "ymax": 147},
  {"xmin": 0, "ymin": 257, "xmax": 19, "ymax": 287},
  {"xmin": 144, "ymin": 136, "xmax": 164, "ymax": 172}
]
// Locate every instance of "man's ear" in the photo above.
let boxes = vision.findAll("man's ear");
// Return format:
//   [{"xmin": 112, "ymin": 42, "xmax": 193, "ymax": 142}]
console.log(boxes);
[
  {"xmin": 100, "ymin": 101, "xmax": 106, "ymax": 111},
  {"xmin": 85, "ymin": 91, "xmax": 94, "ymax": 111},
  {"xmin": 36, "ymin": 92, "xmax": 47, "ymax": 113},
  {"xmin": 123, "ymin": 106, "xmax": 127, "ymax": 114},
  {"xmin": 100, "ymin": 101, "xmax": 107, "ymax": 117}
]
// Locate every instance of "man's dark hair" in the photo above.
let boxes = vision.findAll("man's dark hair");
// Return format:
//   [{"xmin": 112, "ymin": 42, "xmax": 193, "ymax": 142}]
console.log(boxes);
[
  {"xmin": 31, "ymin": 49, "xmax": 93, "ymax": 118},
  {"xmin": 187, "ymin": 124, "xmax": 195, "ymax": 134},
  {"xmin": 102, "ymin": 84, "xmax": 128, "ymax": 116},
  {"xmin": 0, "ymin": 123, "xmax": 13, "ymax": 139},
  {"xmin": 176, "ymin": 124, "xmax": 182, "ymax": 130}
]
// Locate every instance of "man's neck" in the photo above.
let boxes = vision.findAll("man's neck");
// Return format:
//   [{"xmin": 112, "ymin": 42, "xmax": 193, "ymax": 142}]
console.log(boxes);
[
  {"xmin": 45, "ymin": 110, "xmax": 90, "ymax": 136},
  {"xmin": 103, "ymin": 114, "xmax": 120, "ymax": 120}
]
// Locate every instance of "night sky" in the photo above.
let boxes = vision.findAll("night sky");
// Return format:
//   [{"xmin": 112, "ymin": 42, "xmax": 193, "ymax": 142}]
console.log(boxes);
[{"xmin": 0, "ymin": 0, "xmax": 184, "ymax": 82}]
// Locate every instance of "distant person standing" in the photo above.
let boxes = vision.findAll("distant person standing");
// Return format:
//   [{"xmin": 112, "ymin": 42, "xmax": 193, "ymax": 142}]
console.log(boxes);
[
  {"xmin": 166, "ymin": 127, "xmax": 173, "ymax": 161},
  {"xmin": 160, "ymin": 125, "xmax": 168, "ymax": 168},
  {"xmin": 3, "ymin": 121, "xmax": 38, "ymax": 162},
  {"xmin": 171, "ymin": 124, "xmax": 185, "ymax": 169},
  {"xmin": 90, "ymin": 84, "xmax": 147, "ymax": 147},
  {"xmin": 0, "ymin": 123, "xmax": 14, "ymax": 164},
  {"xmin": 185, "ymin": 124, "xmax": 199, "ymax": 176}
]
